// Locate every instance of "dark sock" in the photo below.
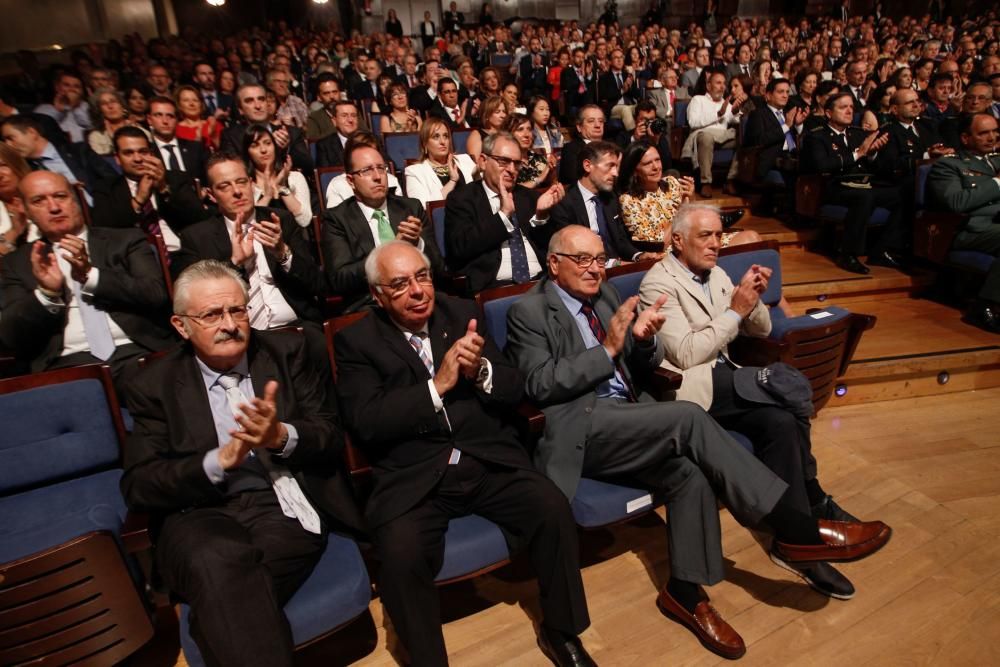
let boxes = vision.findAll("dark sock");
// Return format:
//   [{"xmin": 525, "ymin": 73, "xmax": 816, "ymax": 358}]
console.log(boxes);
[
  {"xmin": 764, "ymin": 491, "xmax": 822, "ymax": 545},
  {"xmin": 805, "ymin": 479, "xmax": 827, "ymax": 507},
  {"xmin": 666, "ymin": 577, "xmax": 702, "ymax": 614}
]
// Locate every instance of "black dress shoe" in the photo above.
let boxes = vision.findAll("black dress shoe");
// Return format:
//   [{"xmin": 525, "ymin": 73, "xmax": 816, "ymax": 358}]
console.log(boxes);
[
  {"xmin": 538, "ymin": 626, "xmax": 597, "ymax": 667},
  {"xmin": 965, "ymin": 302, "xmax": 1000, "ymax": 334},
  {"xmin": 769, "ymin": 551, "xmax": 856, "ymax": 600},
  {"xmin": 811, "ymin": 495, "xmax": 859, "ymax": 523},
  {"xmin": 836, "ymin": 254, "xmax": 870, "ymax": 275},
  {"xmin": 720, "ymin": 208, "xmax": 745, "ymax": 229},
  {"xmin": 866, "ymin": 250, "xmax": 910, "ymax": 271}
]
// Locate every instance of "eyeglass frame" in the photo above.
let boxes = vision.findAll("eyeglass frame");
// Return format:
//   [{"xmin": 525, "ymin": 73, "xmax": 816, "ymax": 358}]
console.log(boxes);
[
  {"xmin": 375, "ymin": 268, "xmax": 434, "ymax": 296},
  {"xmin": 178, "ymin": 305, "xmax": 251, "ymax": 326},
  {"xmin": 553, "ymin": 252, "xmax": 609, "ymax": 269},
  {"xmin": 484, "ymin": 153, "xmax": 525, "ymax": 171},
  {"xmin": 350, "ymin": 163, "xmax": 392, "ymax": 179}
]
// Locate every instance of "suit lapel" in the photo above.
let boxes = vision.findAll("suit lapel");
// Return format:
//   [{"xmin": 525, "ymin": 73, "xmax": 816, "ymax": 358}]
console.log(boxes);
[
  {"xmin": 568, "ymin": 186, "xmax": 591, "ymax": 230},
  {"xmin": 248, "ymin": 338, "xmax": 283, "ymax": 416},
  {"xmin": 177, "ymin": 352, "xmax": 224, "ymax": 452},
  {"xmin": 348, "ymin": 201, "xmax": 377, "ymax": 255},
  {"xmin": 665, "ymin": 253, "xmax": 713, "ymax": 314},
  {"xmin": 375, "ymin": 308, "xmax": 430, "ymax": 379},
  {"xmin": 428, "ymin": 308, "xmax": 452, "ymax": 375},
  {"xmin": 542, "ymin": 280, "xmax": 585, "ymax": 351}
]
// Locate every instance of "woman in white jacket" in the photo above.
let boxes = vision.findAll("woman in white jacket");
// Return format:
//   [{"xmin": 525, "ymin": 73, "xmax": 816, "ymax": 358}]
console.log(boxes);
[{"xmin": 403, "ymin": 117, "xmax": 477, "ymax": 207}]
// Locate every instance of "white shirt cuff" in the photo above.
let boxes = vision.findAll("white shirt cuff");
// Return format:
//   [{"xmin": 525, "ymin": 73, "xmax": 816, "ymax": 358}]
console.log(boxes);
[
  {"xmin": 477, "ymin": 359, "xmax": 494, "ymax": 394},
  {"xmin": 203, "ymin": 448, "xmax": 227, "ymax": 484},
  {"xmin": 427, "ymin": 378, "xmax": 445, "ymax": 411},
  {"xmin": 35, "ymin": 288, "xmax": 65, "ymax": 311},
  {"xmin": 280, "ymin": 251, "xmax": 294, "ymax": 272},
  {"xmin": 82, "ymin": 267, "xmax": 100, "ymax": 295},
  {"xmin": 724, "ymin": 308, "xmax": 742, "ymax": 323},
  {"xmin": 272, "ymin": 423, "xmax": 299, "ymax": 457}
]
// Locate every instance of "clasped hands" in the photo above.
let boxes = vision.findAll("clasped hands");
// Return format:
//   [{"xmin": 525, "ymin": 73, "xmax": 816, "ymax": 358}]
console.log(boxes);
[
  {"xmin": 729, "ymin": 264, "xmax": 772, "ymax": 317},
  {"xmin": 217, "ymin": 380, "xmax": 286, "ymax": 470},
  {"xmin": 230, "ymin": 210, "xmax": 288, "ymax": 265},
  {"xmin": 433, "ymin": 319, "xmax": 486, "ymax": 396},
  {"xmin": 603, "ymin": 294, "xmax": 668, "ymax": 358}
]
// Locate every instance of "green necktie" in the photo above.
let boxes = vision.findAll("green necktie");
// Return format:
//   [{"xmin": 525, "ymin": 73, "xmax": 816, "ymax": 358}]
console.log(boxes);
[{"xmin": 374, "ymin": 209, "xmax": 394, "ymax": 244}]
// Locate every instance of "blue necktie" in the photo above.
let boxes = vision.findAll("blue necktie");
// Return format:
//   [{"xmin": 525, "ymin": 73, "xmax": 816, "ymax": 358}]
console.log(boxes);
[
  {"xmin": 776, "ymin": 109, "xmax": 796, "ymax": 151},
  {"xmin": 591, "ymin": 194, "xmax": 616, "ymax": 258},
  {"xmin": 507, "ymin": 213, "xmax": 532, "ymax": 283}
]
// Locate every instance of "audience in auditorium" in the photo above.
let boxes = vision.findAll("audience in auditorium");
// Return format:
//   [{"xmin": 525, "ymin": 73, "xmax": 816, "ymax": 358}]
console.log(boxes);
[
  {"xmin": 146, "ymin": 96, "xmax": 209, "ymax": 181},
  {"xmin": 404, "ymin": 118, "xmax": 476, "ymax": 207},
  {"xmin": 242, "ymin": 123, "xmax": 312, "ymax": 228}
]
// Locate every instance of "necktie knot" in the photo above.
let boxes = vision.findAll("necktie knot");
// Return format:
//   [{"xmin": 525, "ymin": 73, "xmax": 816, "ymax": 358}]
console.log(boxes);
[{"xmin": 218, "ymin": 372, "xmax": 241, "ymax": 391}]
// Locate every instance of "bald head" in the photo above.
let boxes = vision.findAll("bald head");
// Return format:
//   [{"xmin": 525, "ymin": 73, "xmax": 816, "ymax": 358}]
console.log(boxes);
[
  {"xmin": 890, "ymin": 87, "xmax": 922, "ymax": 122},
  {"xmin": 20, "ymin": 171, "xmax": 84, "ymax": 240},
  {"xmin": 547, "ymin": 226, "xmax": 605, "ymax": 300}
]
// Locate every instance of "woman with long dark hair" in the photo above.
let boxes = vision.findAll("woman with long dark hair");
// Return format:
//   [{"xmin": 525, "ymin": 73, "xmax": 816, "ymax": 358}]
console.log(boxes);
[{"xmin": 241, "ymin": 124, "xmax": 312, "ymax": 228}]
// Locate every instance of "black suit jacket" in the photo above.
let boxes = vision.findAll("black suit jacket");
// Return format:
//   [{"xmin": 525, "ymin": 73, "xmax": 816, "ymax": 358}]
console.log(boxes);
[
  {"xmin": 322, "ymin": 193, "xmax": 445, "ymax": 311},
  {"xmin": 597, "ymin": 70, "xmax": 639, "ymax": 114},
  {"xmin": 315, "ymin": 132, "xmax": 346, "ymax": 169},
  {"xmin": 0, "ymin": 227, "xmax": 173, "ymax": 371},
  {"xmin": 800, "ymin": 124, "xmax": 876, "ymax": 178},
  {"xmin": 174, "ymin": 207, "xmax": 327, "ymax": 323},
  {"xmin": 91, "ymin": 172, "xmax": 207, "ymax": 234},
  {"xmin": 443, "ymin": 181, "xmax": 543, "ymax": 292},
  {"xmin": 46, "ymin": 140, "xmax": 119, "ymax": 196},
  {"xmin": 548, "ymin": 184, "xmax": 640, "ymax": 260},
  {"xmin": 333, "ymin": 296, "xmax": 530, "ymax": 528},
  {"xmin": 120, "ymin": 330, "xmax": 365, "ymax": 536},
  {"xmin": 519, "ymin": 55, "xmax": 549, "ymax": 98},
  {"xmin": 172, "ymin": 137, "xmax": 209, "ymax": 182},
  {"xmin": 742, "ymin": 106, "xmax": 792, "ymax": 179},
  {"xmin": 560, "ymin": 67, "xmax": 595, "ymax": 111},
  {"xmin": 874, "ymin": 119, "xmax": 942, "ymax": 179},
  {"xmin": 221, "ymin": 123, "xmax": 313, "ymax": 175},
  {"xmin": 408, "ymin": 86, "xmax": 436, "ymax": 114},
  {"xmin": 352, "ymin": 80, "xmax": 387, "ymax": 109}
]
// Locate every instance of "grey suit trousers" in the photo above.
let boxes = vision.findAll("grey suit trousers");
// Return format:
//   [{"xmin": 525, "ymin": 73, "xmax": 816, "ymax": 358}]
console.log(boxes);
[{"xmin": 582, "ymin": 398, "xmax": 788, "ymax": 585}]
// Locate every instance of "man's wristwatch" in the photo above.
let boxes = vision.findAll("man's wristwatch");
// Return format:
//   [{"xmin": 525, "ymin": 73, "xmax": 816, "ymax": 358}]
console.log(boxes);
[{"xmin": 475, "ymin": 357, "xmax": 489, "ymax": 384}]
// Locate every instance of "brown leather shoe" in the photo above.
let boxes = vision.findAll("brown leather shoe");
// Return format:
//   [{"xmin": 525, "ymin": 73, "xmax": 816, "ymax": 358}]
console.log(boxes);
[
  {"xmin": 656, "ymin": 588, "xmax": 746, "ymax": 660},
  {"xmin": 772, "ymin": 519, "xmax": 892, "ymax": 563}
]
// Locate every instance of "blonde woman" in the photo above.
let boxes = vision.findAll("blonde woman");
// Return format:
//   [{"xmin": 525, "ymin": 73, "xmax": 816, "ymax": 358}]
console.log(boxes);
[{"xmin": 404, "ymin": 118, "xmax": 477, "ymax": 206}]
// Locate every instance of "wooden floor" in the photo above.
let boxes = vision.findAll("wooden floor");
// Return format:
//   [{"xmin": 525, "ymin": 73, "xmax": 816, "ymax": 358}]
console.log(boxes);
[{"xmin": 150, "ymin": 388, "xmax": 1000, "ymax": 667}]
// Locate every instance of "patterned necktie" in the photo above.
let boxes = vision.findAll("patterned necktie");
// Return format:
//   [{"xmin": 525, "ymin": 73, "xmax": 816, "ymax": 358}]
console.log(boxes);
[
  {"xmin": 205, "ymin": 93, "xmax": 217, "ymax": 115},
  {"xmin": 243, "ymin": 226, "xmax": 271, "ymax": 329},
  {"xmin": 776, "ymin": 109, "xmax": 796, "ymax": 151},
  {"xmin": 407, "ymin": 332, "xmax": 434, "ymax": 376},
  {"xmin": 30, "ymin": 157, "xmax": 50, "ymax": 171},
  {"xmin": 216, "ymin": 373, "xmax": 322, "ymax": 534},
  {"xmin": 615, "ymin": 71, "xmax": 623, "ymax": 90},
  {"xmin": 506, "ymin": 212, "xmax": 532, "ymax": 283},
  {"xmin": 591, "ymin": 194, "xmax": 615, "ymax": 258},
  {"xmin": 373, "ymin": 209, "xmax": 394, "ymax": 244},
  {"xmin": 580, "ymin": 302, "xmax": 635, "ymax": 401}
]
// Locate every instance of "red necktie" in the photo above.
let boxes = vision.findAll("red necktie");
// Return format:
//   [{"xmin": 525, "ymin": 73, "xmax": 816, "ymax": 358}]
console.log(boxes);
[{"xmin": 580, "ymin": 303, "xmax": 636, "ymax": 401}]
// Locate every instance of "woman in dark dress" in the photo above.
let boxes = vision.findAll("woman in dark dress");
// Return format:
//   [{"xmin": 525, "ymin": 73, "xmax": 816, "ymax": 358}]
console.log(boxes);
[{"xmin": 385, "ymin": 9, "xmax": 404, "ymax": 39}]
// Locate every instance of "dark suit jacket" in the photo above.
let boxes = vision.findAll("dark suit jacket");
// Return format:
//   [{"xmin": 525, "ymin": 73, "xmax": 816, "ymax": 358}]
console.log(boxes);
[
  {"xmin": 315, "ymin": 132, "xmax": 346, "ymax": 169},
  {"xmin": 519, "ymin": 56, "xmax": 549, "ymax": 98},
  {"xmin": 333, "ymin": 296, "xmax": 530, "ymax": 527},
  {"xmin": 120, "ymin": 330, "xmax": 365, "ymax": 536},
  {"xmin": 352, "ymin": 80, "xmax": 386, "ymax": 109},
  {"xmin": 873, "ymin": 119, "xmax": 942, "ymax": 179},
  {"xmin": 426, "ymin": 99, "xmax": 466, "ymax": 129},
  {"xmin": 937, "ymin": 116, "xmax": 964, "ymax": 152},
  {"xmin": 174, "ymin": 207, "xmax": 327, "ymax": 323},
  {"xmin": 558, "ymin": 137, "xmax": 587, "ymax": 185},
  {"xmin": 504, "ymin": 279, "xmax": 663, "ymax": 499},
  {"xmin": 800, "ymin": 124, "xmax": 876, "ymax": 178},
  {"xmin": 560, "ymin": 67, "xmax": 595, "ymax": 111},
  {"xmin": 46, "ymin": 140, "xmax": 119, "ymax": 196},
  {"xmin": 742, "ymin": 105, "xmax": 792, "ymax": 179},
  {"xmin": 322, "ymin": 193, "xmax": 445, "ymax": 311},
  {"xmin": 547, "ymin": 183, "xmax": 640, "ymax": 260},
  {"xmin": 597, "ymin": 71, "xmax": 640, "ymax": 115},
  {"xmin": 91, "ymin": 172, "xmax": 207, "ymax": 234},
  {"xmin": 0, "ymin": 227, "xmax": 173, "ymax": 371},
  {"xmin": 408, "ymin": 86, "xmax": 436, "ymax": 115},
  {"xmin": 172, "ymin": 137, "xmax": 209, "ymax": 182},
  {"xmin": 443, "ymin": 181, "xmax": 543, "ymax": 292},
  {"xmin": 221, "ymin": 123, "xmax": 313, "ymax": 175}
]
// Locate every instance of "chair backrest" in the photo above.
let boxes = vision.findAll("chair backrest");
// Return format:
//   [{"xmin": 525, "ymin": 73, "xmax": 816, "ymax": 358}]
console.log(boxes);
[
  {"xmin": 490, "ymin": 53, "xmax": 513, "ymax": 68},
  {"xmin": 0, "ymin": 365, "xmax": 125, "ymax": 495},
  {"xmin": 475, "ymin": 282, "xmax": 537, "ymax": 348},
  {"xmin": 717, "ymin": 241, "xmax": 782, "ymax": 306},
  {"xmin": 428, "ymin": 200, "xmax": 447, "ymax": 258},
  {"xmin": 452, "ymin": 129, "xmax": 472, "ymax": 154},
  {"xmin": 371, "ymin": 113, "xmax": 384, "ymax": 141},
  {"xmin": 323, "ymin": 314, "xmax": 373, "ymax": 478},
  {"xmin": 384, "ymin": 132, "xmax": 422, "ymax": 174},
  {"xmin": 606, "ymin": 259, "xmax": 658, "ymax": 300},
  {"xmin": 674, "ymin": 100, "xmax": 689, "ymax": 128},
  {"xmin": 314, "ymin": 166, "xmax": 345, "ymax": 209},
  {"xmin": 309, "ymin": 140, "xmax": 318, "ymax": 164},
  {"xmin": 914, "ymin": 159, "xmax": 935, "ymax": 210},
  {"xmin": 147, "ymin": 232, "xmax": 174, "ymax": 300}
]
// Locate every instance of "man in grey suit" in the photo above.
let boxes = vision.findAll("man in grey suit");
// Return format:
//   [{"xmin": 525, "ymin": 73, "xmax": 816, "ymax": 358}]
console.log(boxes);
[
  {"xmin": 680, "ymin": 47, "xmax": 710, "ymax": 94},
  {"xmin": 504, "ymin": 225, "xmax": 892, "ymax": 660}
]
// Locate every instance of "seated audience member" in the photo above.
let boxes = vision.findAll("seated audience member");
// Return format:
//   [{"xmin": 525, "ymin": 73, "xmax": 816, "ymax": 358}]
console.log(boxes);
[
  {"xmin": 0, "ymin": 143, "xmax": 34, "ymax": 255},
  {"xmin": 529, "ymin": 96, "xmax": 564, "ymax": 154},
  {"xmin": 0, "ymin": 171, "xmax": 173, "ymax": 392},
  {"xmin": 34, "ymin": 71, "xmax": 92, "ymax": 143},
  {"xmin": 404, "ymin": 119, "xmax": 477, "ymax": 207},
  {"xmin": 507, "ymin": 112, "xmax": 555, "ymax": 189},
  {"xmin": 175, "ymin": 85, "xmax": 222, "ymax": 151},
  {"xmin": 504, "ymin": 224, "xmax": 891, "ymax": 661},
  {"xmin": 501, "ymin": 83, "xmax": 525, "ymax": 116},
  {"xmin": 742, "ymin": 78, "xmax": 809, "ymax": 181},
  {"xmin": 408, "ymin": 60, "xmax": 444, "ymax": 115},
  {"xmin": 560, "ymin": 48, "xmax": 597, "ymax": 121},
  {"xmin": 598, "ymin": 48, "xmax": 641, "ymax": 130},
  {"xmin": 315, "ymin": 100, "xmax": 361, "ymax": 169},
  {"xmin": 87, "ymin": 88, "xmax": 142, "ymax": 156},
  {"xmin": 427, "ymin": 78, "xmax": 470, "ymax": 130},
  {"xmin": 647, "ymin": 66, "xmax": 691, "ymax": 130},
  {"xmin": 270, "ymin": 68, "xmax": 310, "ymax": 129},
  {"xmin": 939, "ymin": 82, "xmax": 994, "ymax": 151},
  {"xmin": 803, "ymin": 80, "xmax": 840, "ymax": 132},
  {"xmin": 242, "ymin": 124, "xmax": 312, "ymax": 228},
  {"xmin": 146, "ymin": 96, "xmax": 209, "ymax": 182},
  {"xmin": 221, "ymin": 84, "xmax": 313, "ymax": 174},
  {"xmin": 193, "ymin": 60, "xmax": 235, "ymax": 121},
  {"xmin": 639, "ymin": 203, "xmax": 874, "ymax": 597},
  {"xmin": 443, "ymin": 132, "xmax": 565, "ymax": 292},
  {"xmin": 800, "ymin": 92, "xmax": 907, "ymax": 275},
  {"xmin": 323, "ymin": 138, "xmax": 443, "ymax": 312},
  {"xmin": 1, "ymin": 114, "xmax": 117, "ymax": 205},
  {"xmin": 305, "ymin": 74, "xmax": 343, "ymax": 142},
  {"xmin": 927, "ymin": 113, "xmax": 1000, "ymax": 333},
  {"xmin": 681, "ymin": 46, "xmax": 711, "ymax": 94},
  {"xmin": 120, "ymin": 259, "xmax": 363, "ymax": 667},
  {"xmin": 628, "ymin": 100, "xmax": 672, "ymax": 170},
  {"xmin": 682, "ymin": 70, "xmax": 747, "ymax": 197},
  {"xmin": 559, "ymin": 104, "xmax": 606, "ymax": 185},
  {"xmin": 91, "ymin": 127, "xmax": 206, "ymax": 252},
  {"xmin": 465, "ymin": 95, "xmax": 508, "ymax": 161},
  {"xmin": 548, "ymin": 141, "xmax": 661, "ymax": 263},
  {"xmin": 617, "ymin": 141, "xmax": 697, "ymax": 244},
  {"xmin": 333, "ymin": 240, "xmax": 594, "ymax": 667},
  {"xmin": 380, "ymin": 83, "xmax": 422, "ymax": 134},
  {"xmin": 174, "ymin": 153, "xmax": 329, "ymax": 365},
  {"xmin": 921, "ymin": 71, "xmax": 959, "ymax": 132},
  {"xmin": 325, "ymin": 132, "xmax": 404, "ymax": 208}
]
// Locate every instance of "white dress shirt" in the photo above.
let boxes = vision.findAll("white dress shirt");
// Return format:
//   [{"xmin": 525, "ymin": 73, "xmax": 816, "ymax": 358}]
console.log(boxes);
[
  {"xmin": 126, "ymin": 178, "xmax": 182, "ymax": 252},
  {"xmin": 686, "ymin": 94, "xmax": 739, "ymax": 131},
  {"xmin": 356, "ymin": 198, "xmax": 425, "ymax": 252},
  {"xmin": 223, "ymin": 215, "xmax": 298, "ymax": 328},
  {"xmin": 482, "ymin": 181, "xmax": 543, "ymax": 282},
  {"xmin": 154, "ymin": 137, "xmax": 187, "ymax": 172}
]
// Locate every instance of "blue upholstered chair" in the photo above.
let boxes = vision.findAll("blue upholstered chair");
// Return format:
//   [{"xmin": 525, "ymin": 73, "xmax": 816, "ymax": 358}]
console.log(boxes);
[
  {"xmin": 795, "ymin": 173, "xmax": 891, "ymax": 228},
  {"xmin": 314, "ymin": 165, "xmax": 345, "ymax": 209},
  {"xmin": 490, "ymin": 53, "xmax": 513, "ymax": 68},
  {"xmin": 0, "ymin": 365, "xmax": 154, "ymax": 666},
  {"xmin": 429, "ymin": 199, "xmax": 447, "ymax": 258},
  {"xmin": 385, "ymin": 131, "xmax": 423, "ymax": 174},
  {"xmin": 371, "ymin": 113, "xmax": 384, "ymax": 141},
  {"xmin": 453, "ymin": 128, "xmax": 472, "ymax": 155}
]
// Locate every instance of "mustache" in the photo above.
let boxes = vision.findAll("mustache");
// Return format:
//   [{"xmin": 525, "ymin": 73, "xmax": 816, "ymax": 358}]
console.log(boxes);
[{"xmin": 213, "ymin": 329, "xmax": 246, "ymax": 343}]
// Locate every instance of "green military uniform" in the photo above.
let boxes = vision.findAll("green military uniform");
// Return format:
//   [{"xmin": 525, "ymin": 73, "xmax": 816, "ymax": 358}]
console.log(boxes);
[{"xmin": 927, "ymin": 150, "xmax": 1000, "ymax": 304}]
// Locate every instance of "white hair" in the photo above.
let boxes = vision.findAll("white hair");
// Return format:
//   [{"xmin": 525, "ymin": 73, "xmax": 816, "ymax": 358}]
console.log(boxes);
[
  {"xmin": 364, "ymin": 240, "xmax": 432, "ymax": 290},
  {"xmin": 173, "ymin": 259, "xmax": 249, "ymax": 315},
  {"xmin": 671, "ymin": 203, "xmax": 721, "ymax": 240}
]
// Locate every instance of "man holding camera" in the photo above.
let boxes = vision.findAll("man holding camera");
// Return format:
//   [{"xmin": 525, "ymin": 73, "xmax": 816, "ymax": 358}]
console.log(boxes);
[{"xmin": 628, "ymin": 100, "xmax": 672, "ymax": 170}]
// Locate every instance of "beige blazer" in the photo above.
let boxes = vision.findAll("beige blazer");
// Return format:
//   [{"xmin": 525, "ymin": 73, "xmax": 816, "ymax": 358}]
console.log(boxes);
[{"xmin": 638, "ymin": 252, "xmax": 771, "ymax": 410}]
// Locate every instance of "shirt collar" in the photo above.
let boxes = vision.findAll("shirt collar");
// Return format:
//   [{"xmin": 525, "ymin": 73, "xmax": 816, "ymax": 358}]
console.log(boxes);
[
  {"xmin": 482, "ymin": 180, "xmax": 499, "ymax": 201},
  {"xmin": 356, "ymin": 198, "xmax": 388, "ymax": 223},
  {"xmin": 40, "ymin": 142, "xmax": 59, "ymax": 160},
  {"xmin": 577, "ymin": 180, "xmax": 598, "ymax": 201},
  {"xmin": 552, "ymin": 280, "xmax": 589, "ymax": 317},
  {"xmin": 155, "ymin": 137, "xmax": 177, "ymax": 148},
  {"xmin": 672, "ymin": 252, "xmax": 711, "ymax": 284},
  {"xmin": 197, "ymin": 353, "xmax": 251, "ymax": 393}
]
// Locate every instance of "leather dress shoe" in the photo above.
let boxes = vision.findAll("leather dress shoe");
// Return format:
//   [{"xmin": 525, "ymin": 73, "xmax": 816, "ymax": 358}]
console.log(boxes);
[
  {"xmin": 866, "ymin": 250, "xmax": 910, "ymax": 272},
  {"xmin": 811, "ymin": 495, "xmax": 859, "ymax": 523},
  {"xmin": 769, "ymin": 551, "xmax": 856, "ymax": 600},
  {"xmin": 965, "ymin": 302, "xmax": 1000, "ymax": 334},
  {"xmin": 656, "ymin": 588, "xmax": 746, "ymax": 660},
  {"xmin": 836, "ymin": 254, "xmax": 870, "ymax": 275},
  {"xmin": 537, "ymin": 625, "xmax": 596, "ymax": 667},
  {"xmin": 720, "ymin": 208, "xmax": 745, "ymax": 229},
  {"xmin": 772, "ymin": 519, "xmax": 891, "ymax": 563}
]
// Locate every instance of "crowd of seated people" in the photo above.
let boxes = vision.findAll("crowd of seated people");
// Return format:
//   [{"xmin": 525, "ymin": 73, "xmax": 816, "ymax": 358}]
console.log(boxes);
[{"xmin": 1, "ymin": 4, "xmax": 999, "ymax": 665}]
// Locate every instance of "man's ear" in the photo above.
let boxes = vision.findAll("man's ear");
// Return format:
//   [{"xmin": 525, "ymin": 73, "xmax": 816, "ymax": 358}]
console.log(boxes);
[{"xmin": 170, "ymin": 315, "xmax": 190, "ymax": 340}]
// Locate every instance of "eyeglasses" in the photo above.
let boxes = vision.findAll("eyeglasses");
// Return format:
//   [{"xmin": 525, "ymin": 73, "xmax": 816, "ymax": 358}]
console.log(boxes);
[
  {"xmin": 179, "ymin": 305, "xmax": 250, "ymax": 326},
  {"xmin": 377, "ymin": 268, "xmax": 433, "ymax": 296},
  {"xmin": 554, "ymin": 252, "xmax": 608, "ymax": 269},
  {"xmin": 485, "ymin": 153, "xmax": 524, "ymax": 170},
  {"xmin": 351, "ymin": 163, "xmax": 391, "ymax": 179}
]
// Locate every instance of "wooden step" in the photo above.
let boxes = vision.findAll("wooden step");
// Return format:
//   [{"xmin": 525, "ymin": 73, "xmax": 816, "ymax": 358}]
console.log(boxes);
[
  {"xmin": 738, "ymin": 215, "xmax": 818, "ymax": 248},
  {"xmin": 779, "ymin": 250, "xmax": 936, "ymax": 304},
  {"xmin": 825, "ymin": 297, "xmax": 1000, "ymax": 406}
]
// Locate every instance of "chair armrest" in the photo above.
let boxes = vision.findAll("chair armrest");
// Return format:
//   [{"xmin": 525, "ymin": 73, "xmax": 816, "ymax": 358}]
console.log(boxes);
[
  {"xmin": 515, "ymin": 401, "xmax": 545, "ymax": 436},
  {"xmin": 727, "ymin": 336, "xmax": 786, "ymax": 368},
  {"xmin": 644, "ymin": 367, "xmax": 682, "ymax": 399},
  {"xmin": 121, "ymin": 511, "xmax": 152, "ymax": 554}
]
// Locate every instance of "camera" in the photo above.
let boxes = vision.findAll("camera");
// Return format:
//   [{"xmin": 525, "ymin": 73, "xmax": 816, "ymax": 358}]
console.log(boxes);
[{"xmin": 648, "ymin": 117, "xmax": 668, "ymax": 135}]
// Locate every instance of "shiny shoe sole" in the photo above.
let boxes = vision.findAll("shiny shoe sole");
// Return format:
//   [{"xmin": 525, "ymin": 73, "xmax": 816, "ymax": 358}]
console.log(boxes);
[
  {"xmin": 769, "ymin": 552, "xmax": 856, "ymax": 600},
  {"xmin": 655, "ymin": 597, "xmax": 746, "ymax": 660}
]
